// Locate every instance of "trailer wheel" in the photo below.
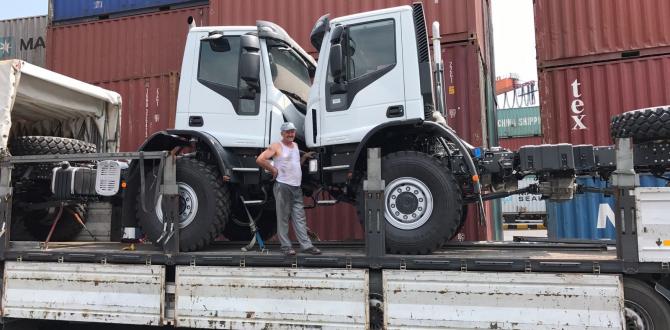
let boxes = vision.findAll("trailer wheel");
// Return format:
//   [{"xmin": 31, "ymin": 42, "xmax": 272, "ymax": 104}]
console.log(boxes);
[
  {"xmin": 137, "ymin": 157, "xmax": 230, "ymax": 252},
  {"xmin": 373, "ymin": 151, "xmax": 462, "ymax": 254},
  {"xmin": 16, "ymin": 204, "xmax": 87, "ymax": 241},
  {"xmin": 223, "ymin": 206, "xmax": 277, "ymax": 241},
  {"xmin": 624, "ymin": 278, "xmax": 670, "ymax": 329},
  {"xmin": 611, "ymin": 106, "xmax": 670, "ymax": 142}
]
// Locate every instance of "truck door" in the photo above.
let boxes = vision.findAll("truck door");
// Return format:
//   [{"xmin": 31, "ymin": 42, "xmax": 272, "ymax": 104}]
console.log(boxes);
[
  {"xmin": 318, "ymin": 14, "xmax": 406, "ymax": 146},
  {"xmin": 187, "ymin": 34, "xmax": 266, "ymax": 148}
]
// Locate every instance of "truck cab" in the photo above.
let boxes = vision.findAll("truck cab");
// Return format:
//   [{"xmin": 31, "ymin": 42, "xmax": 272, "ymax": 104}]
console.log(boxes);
[{"xmin": 176, "ymin": 23, "xmax": 316, "ymax": 148}]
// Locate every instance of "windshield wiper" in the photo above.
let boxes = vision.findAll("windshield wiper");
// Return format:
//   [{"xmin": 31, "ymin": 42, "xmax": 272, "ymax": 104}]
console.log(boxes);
[{"xmin": 279, "ymin": 89, "xmax": 307, "ymax": 105}]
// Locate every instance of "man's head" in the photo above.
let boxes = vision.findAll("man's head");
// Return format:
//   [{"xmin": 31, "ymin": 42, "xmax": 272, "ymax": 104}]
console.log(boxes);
[{"xmin": 280, "ymin": 122, "xmax": 297, "ymax": 143}]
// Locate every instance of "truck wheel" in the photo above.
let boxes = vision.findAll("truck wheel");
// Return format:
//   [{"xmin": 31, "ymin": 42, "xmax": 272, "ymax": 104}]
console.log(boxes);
[
  {"xmin": 624, "ymin": 278, "xmax": 670, "ymax": 329},
  {"xmin": 223, "ymin": 207, "xmax": 277, "ymax": 242},
  {"xmin": 611, "ymin": 106, "xmax": 670, "ymax": 142},
  {"xmin": 136, "ymin": 158, "xmax": 230, "ymax": 252},
  {"xmin": 16, "ymin": 204, "xmax": 86, "ymax": 241},
  {"xmin": 379, "ymin": 151, "xmax": 462, "ymax": 254}
]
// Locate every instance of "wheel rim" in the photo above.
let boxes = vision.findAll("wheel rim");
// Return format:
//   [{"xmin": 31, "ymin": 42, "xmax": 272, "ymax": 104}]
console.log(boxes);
[
  {"xmin": 155, "ymin": 182, "xmax": 199, "ymax": 229},
  {"xmin": 384, "ymin": 177, "xmax": 433, "ymax": 230},
  {"xmin": 625, "ymin": 302, "xmax": 653, "ymax": 330}
]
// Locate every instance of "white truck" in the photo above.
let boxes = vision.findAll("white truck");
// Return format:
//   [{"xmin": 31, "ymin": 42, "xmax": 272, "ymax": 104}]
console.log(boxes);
[{"xmin": 1, "ymin": 4, "xmax": 670, "ymax": 329}]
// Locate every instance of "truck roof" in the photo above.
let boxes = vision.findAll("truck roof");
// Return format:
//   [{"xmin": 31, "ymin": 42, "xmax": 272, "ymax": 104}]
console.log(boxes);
[{"xmin": 331, "ymin": 5, "xmax": 412, "ymax": 24}]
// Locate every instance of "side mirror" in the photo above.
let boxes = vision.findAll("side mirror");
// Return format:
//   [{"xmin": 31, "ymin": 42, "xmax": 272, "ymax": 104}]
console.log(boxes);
[
  {"xmin": 329, "ymin": 43, "xmax": 344, "ymax": 84},
  {"xmin": 239, "ymin": 34, "xmax": 261, "ymax": 95}
]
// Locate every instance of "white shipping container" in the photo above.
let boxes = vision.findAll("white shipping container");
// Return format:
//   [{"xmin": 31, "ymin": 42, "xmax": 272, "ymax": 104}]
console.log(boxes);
[
  {"xmin": 0, "ymin": 16, "xmax": 47, "ymax": 67},
  {"xmin": 501, "ymin": 176, "xmax": 546, "ymax": 220}
]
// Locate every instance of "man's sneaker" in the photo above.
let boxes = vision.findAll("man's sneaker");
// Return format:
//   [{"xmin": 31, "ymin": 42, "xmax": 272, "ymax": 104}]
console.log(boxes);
[
  {"xmin": 281, "ymin": 248, "xmax": 296, "ymax": 256},
  {"xmin": 302, "ymin": 247, "xmax": 322, "ymax": 255}
]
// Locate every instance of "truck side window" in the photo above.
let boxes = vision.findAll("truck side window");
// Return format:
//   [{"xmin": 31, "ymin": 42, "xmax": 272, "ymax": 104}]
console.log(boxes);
[
  {"xmin": 198, "ymin": 37, "xmax": 241, "ymax": 88},
  {"xmin": 268, "ymin": 43, "xmax": 311, "ymax": 115},
  {"xmin": 346, "ymin": 20, "xmax": 396, "ymax": 80}
]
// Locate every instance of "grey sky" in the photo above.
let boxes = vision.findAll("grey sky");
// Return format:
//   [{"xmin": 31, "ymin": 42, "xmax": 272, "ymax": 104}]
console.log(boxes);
[{"xmin": 0, "ymin": 0, "xmax": 48, "ymax": 20}]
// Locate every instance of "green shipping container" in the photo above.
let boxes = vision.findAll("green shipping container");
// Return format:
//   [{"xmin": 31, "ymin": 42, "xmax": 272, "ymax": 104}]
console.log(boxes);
[{"xmin": 496, "ymin": 106, "xmax": 541, "ymax": 138}]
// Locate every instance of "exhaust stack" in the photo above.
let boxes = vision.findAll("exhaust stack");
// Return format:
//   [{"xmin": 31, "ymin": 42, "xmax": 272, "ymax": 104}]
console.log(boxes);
[{"xmin": 431, "ymin": 21, "xmax": 447, "ymax": 124}]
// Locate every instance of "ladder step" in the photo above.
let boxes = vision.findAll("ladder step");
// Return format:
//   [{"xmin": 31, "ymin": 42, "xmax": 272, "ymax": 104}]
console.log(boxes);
[
  {"xmin": 316, "ymin": 200, "xmax": 338, "ymax": 206},
  {"xmin": 243, "ymin": 200, "xmax": 264, "ymax": 205}
]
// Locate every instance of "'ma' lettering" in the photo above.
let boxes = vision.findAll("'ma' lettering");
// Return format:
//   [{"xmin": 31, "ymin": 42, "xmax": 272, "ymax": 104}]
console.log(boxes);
[{"xmin": 20, "ymin": 37, "xmax": 45, "ymax": 51}]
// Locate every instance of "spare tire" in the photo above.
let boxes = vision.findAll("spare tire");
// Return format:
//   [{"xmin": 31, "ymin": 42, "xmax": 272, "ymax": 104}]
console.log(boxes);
[
  {"xmin": 611, "ymin": 106, "xmax": 670, "ymax": 142},
  {"xmin": 10, "ymin": 136, "xmax": 97, "ymax": 155}
]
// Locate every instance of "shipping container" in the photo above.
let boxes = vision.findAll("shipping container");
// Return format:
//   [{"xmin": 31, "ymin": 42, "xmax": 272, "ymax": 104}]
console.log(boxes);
[
  {"xmin": 498, "ymin": 136, "xmax": 543, "ymax": 151},
  {"xmin": 96, "ymin": 72, "xmax": 178, "ymax": 152},
  {"xmin": 547, "ymin": 174, "xmax": 669, "ymax": 241},
  {"xmin": 51, "ymin": 0, "xmax": 207, "ymax": 23},
  {"xmin": 501, "ymin": 176, "xmax": 546, "ymax": 222},
  {"xmin": 496, "ymin": 106, "xmax": 541, "ymax": 138},
  {"xmin": 208, "ymin": 0, "xmax": 491, "ymax": 57},
  {"xmin": 46, "ymin": 5, "xmax": 208, "ymax": 83},
  {"xmin": 443, "ymin": 41, "xmax": 491, "ymax": 147},
  {"xmin": 0, "ymin": 16, "xmax": 47, "ymax": 67},
  {"xmin": 534, "ymin": 0, "xmax": 670, "ymax": 68},
  {"xmin": 539, "ymin": 53, "xmax": 670, "ymax": 146}
]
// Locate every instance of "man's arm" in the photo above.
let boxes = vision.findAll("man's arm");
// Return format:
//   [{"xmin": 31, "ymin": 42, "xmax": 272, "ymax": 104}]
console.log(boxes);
[
  {"xmin": 256, "ymin": 143, "xmax": 279, "ymax": 179},
  {"xmin": 300, "ymin": 151, "xmax": 315, "ymax": 165}
]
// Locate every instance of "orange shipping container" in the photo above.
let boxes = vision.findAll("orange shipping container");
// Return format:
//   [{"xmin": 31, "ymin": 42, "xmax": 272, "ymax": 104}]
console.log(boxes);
[
  {"xmin": 96, "ymin": 72, "xmax": 179, "ymax": 152},
  {"xmin": 47, "ymin": 5, "xmax": 208, "ymax": 83},
  {"xmin": 539, "ymin": 54, "xmax": 670, "ymax": 146},
  {"xmin": 209, "ymin": 0, "xmax": 492, "ymax": 56},
  {"xmin": 534, "ymin": 0, "xmax": 670, "ymax": 68}
]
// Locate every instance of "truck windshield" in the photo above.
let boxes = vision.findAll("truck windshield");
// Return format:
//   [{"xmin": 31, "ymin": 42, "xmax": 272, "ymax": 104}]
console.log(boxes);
[{"xmin": 267, "ymin": 42, "xmax": 311, "ymax": 114}]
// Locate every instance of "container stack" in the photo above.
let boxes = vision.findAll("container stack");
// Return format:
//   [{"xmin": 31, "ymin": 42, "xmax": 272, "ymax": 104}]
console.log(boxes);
[
  {"xmin": 0, "ymin": 16, "xmax": 47, "ymax": 67},
  {"xmin": 46, "ymin": 0, "xmax": 208, "ymax": 152},
  {"xmin": 207, "ymin": 0, "xmax": 497, "ymax": 241},
  {"xmin": 534, "ymin": 0, "xmax": 670, "ymax": 240}
]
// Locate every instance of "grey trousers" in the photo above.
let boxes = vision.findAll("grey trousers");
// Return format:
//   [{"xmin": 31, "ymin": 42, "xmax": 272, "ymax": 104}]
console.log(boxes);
[{"xmin": 274, "ymin": 182, "xmax": 314, "ymax": 250}]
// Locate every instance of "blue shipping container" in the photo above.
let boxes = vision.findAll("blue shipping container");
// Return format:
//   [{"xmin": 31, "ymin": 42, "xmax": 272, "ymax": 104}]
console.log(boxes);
[
  {"xmin": 547, "ymin": 174, "xmax": 669, "ymax": 240},
  {"xmin": 51, "ymin": 0, "xmax": 206, "ymax": 23}
]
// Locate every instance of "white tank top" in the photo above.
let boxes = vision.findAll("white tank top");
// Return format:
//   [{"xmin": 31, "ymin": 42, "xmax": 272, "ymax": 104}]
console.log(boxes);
[{"xmin": 274, "ymin": 142, "xmax": 302, "ymax": 187}]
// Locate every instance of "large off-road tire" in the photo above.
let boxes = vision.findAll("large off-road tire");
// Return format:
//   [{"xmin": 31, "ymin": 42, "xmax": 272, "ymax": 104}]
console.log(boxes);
[
  {"xmin": 16, "ymin": 204, "xmax": 87, "ymax": 241},
  {"xmin": 137, "ymin": 157, "xmax": 230, "ymax": 252},
  {"xmin": 624, "ymin": 278, "xmax": 670, "ymax": 329},
  {"xmin": 10, "ymin": 136, "xmax": 97, "ymax": 155},
  {"xmin": 223, "ymin": 204, "xmax": 277, "ymax": 242},
  {"xmin": 368, "ymin": 151, "xmax": 462, "ymax": 254},
  {"xmin": 611, "ymin": 106, "xmax": 670, "ymax": 142}
]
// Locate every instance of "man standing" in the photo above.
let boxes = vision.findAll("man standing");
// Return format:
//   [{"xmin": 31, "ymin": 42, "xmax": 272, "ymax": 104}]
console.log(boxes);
[{"xmin": 256, "ymin": 122, "xmax": 321, "ymax": 256}]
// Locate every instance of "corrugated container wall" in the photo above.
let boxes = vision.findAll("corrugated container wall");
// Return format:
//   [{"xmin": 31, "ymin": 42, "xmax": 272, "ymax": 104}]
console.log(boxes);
[
  {"xmin": 496, "ymin": 106, "xmax": 541, "ymax": 138},
  {"xmin": 0, "ymin": 16, "xmax": 47, "ymax": 67},
  {"xmin": 208, "ymin": 0, "xmax": 491, "ymax": 57},
  {"xmin": 547, "ymin": 175, "xmax": 669, "ymax": 241},
  {"xmin": 46, "ymin": 5, "xmax": 208, "ymax": 83},
  {"xmin": 443, "ymin": 41, "xmax": 490, "ymax": 147},
  {"xmin": 498, "ymin": 136, "xmax": 543, "ymax": 151},
  {"xmin": 96, "ymin": 72, "xmax": 179, "ymax": 152},
  {"xmin": 51, "ymin": 0, "xmax": 207, "ymax": 23},
  {"xmin": 539, "ymin": 54, "xmax": 670, "ymax": 146},
  {"xmin": 534, "ymin": 0, "xmax": 670, "ymax": 68}
]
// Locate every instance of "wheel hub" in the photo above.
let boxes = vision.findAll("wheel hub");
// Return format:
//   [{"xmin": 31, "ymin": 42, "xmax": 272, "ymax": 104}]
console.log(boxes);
[
  {"xmin": 625, "ymin": 304, "xmax": 650, "ymax": 330},
  {"xmin": 384, "ymin": 177, "xmax": 433, "ymax": 230},
  {"xmin": 156, "ymin": 182, "xmax": 199, "ymax": 229}
]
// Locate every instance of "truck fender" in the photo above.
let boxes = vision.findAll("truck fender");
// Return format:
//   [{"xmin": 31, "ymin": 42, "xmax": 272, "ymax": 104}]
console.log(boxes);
[{"xmin": 349, "ymin": 120, "xmax": 479, "ymax": 182}]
